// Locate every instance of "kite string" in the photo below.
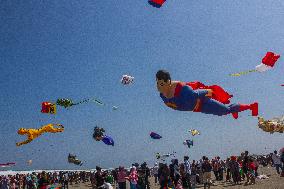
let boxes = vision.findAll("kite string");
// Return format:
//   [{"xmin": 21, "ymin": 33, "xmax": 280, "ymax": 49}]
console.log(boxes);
[{"xmin": 229, "ymin": 69, "xmax": 257, "ymax": 77}]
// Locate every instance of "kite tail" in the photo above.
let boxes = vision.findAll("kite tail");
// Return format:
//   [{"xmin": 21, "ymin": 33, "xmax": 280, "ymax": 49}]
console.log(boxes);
[
  {"xmin": 229, "ymin": 69, "xmax": 257, "ymax": 77},
  {"xmin": 73, "ymin": 98, "xmax": 104, "ymax": 106}
]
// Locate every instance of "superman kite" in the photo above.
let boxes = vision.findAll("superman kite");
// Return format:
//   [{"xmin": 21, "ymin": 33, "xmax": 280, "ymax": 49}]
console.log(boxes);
[{"xmin": 156, "ymin": 70, "xmax": 258, "ymax": 119}]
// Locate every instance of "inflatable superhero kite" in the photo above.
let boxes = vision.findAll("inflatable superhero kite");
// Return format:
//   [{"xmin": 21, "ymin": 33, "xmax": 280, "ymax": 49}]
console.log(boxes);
[
  {"xmin": 150, "ymin": 132, "xmax": 162, "ymax": 139},
  {"xmin": 16, "ymin": 124, "xmax": 64, "ymax": 146},
  {"xmin": 148, "ymin": 0, "xmax": 166, "ymax": 8},
  {"xmin": 230, "ymin": 52, "xmax": 280, "ymax": 76},
  {"xmin": 156, "ymin": 70, "xmax": 258, "ymax": 119},
  {"xmin": 68, "ymin": 154, "xmax": 83, "ymax": 166},
  {"xmin": 258, "ymin": 117, "xmax": 284, "ymax": 134}
]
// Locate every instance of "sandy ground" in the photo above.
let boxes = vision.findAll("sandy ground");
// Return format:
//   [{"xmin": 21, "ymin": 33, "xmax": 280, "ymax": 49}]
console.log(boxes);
[{"xmin": 68, "ymin": 166, "xmax": 284, "ymax": 189}]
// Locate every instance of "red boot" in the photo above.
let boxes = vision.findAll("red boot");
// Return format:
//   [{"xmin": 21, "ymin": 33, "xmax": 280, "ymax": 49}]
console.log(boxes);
[
  {"xmin": 250, "ymin": 102, "xmax": 258, "ymax": 116},
  {"xmin": 232, "ymin": 112, "xmax": 238, "ymax": 119}
]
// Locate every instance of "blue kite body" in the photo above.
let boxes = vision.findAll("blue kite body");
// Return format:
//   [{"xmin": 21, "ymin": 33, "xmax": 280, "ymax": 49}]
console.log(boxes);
[
  {"xmin": 150, "ymin": 132, "xmax": 162, "ymax": 139},
  {"xmin": 102, "ymin": 135, "xmax": 114, "ymax": 146}
]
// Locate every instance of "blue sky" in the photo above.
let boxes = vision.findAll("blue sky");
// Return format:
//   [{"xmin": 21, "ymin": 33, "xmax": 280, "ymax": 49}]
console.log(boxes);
[{"xmin": 0, "ymin": 0, "xmax": 283, "ymax": 170}]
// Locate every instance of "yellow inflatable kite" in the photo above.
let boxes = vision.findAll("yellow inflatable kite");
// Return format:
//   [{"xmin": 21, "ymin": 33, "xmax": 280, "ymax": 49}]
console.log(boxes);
[
  {"xmin": 189, "ymin": 129, "xmax": 200, "ymax": 136},
  {"xmin": 16, "ymin": 124, "xmax": 64, "ymax": 146},
  {"xmin": 258, "ymin": 117, "xmax": 284, "ymax": 134}
]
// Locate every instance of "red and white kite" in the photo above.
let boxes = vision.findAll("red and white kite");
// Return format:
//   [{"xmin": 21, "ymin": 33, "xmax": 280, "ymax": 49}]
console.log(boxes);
[{"xmin": 230, "ymin": 52, "xmax": 280, "ymax": 76}]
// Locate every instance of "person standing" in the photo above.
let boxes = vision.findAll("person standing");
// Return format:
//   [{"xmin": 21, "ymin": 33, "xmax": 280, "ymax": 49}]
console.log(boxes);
[
  {"xmin": 202, "ymin": 158, "xmax": 212, "ymax": 189},
  {"xmin": 271, "ymin": 150, "xmax": 283, "ymax": 175},
  {"xmin": 153, "ymin": 163, "xmax": 159, "ymax": 184},
  {"xmin": 117, "ymin": 166, "xmax": 127, "ymax": 189}
]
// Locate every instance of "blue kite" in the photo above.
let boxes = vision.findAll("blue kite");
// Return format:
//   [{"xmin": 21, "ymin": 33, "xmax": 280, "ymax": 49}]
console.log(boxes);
[
  {"xmin": 102, "ymin": 135, "xmax": 114, "ymax": 146},
  {"xmin": 150, "ymin": 132, "xmax": 162, "ymax": 139}
]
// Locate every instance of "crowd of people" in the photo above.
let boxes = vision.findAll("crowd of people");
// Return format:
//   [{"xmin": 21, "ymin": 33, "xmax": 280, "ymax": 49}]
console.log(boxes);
[{"xmin": 0, "ymin": 150, "xmax": 283, "ymax": 189}]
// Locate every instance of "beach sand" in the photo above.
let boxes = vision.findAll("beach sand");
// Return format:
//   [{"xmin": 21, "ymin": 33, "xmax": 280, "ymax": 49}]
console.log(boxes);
[{"xmin": 69, "ymin": 166, "xmax": 283, "ymax": 189}]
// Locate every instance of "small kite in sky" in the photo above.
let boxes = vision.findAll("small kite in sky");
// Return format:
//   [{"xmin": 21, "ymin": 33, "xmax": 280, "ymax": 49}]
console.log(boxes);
[
  {"xmin": 16, "ymin": 124, "xmax": 64, "ymax": 146},
  {"xmin": 230, "ymin": 52, "xmax": 280, "ymax": 76},
  {"xmin": 0, "ymin": 162, "xmax": 16, "ymax": 168},
  {"xmin": 41, "ymin": 102, "xmax": 56, "ymax": 114},
  {"xmin": 183, "ymin": 140, "xmax": 193, "ymax": 148},
  {"xmin": 258, "ymin": 116, "xmax": 284, "ymax": 134},
  {"xmin": 148, "ymin": 0, "xmax": 166, "ymax": 8},
  {"xmin": 68, "ymin": 154, "xmax": 83, "ymax": 166},
  {"xmin": 150, "ymin": 132, "xmax": 162, "ymax": 139},
  {"xmin": 156, "ymin": 152, "xmax": 176, "ymax": 161},
  {"xmin": 121, "ymin": 75, "xmax": 134, "ymax": 85},
  {"xmin": 189, "ymin": 129, "xmax": 200, "ymax": 136}
]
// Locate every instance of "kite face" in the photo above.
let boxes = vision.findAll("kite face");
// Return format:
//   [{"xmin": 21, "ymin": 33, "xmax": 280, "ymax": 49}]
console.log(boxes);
[
  {"xmin": 148, "ymin": 0, "xmax": 166, "ymax": 8},
  {"xmin": 93, "ymin": 126, "xmax": 105, "ymax": 141},
  {"xmin": 121, "ymin": 75, "xmax": 134, "ymax": 85},
  {"xmin": 41, "ymin": 102, "xmax": 56, "ymax": 114},
  {"xmin": 150, "ymin": 132, "xmax": 162, "ymax": 139}
]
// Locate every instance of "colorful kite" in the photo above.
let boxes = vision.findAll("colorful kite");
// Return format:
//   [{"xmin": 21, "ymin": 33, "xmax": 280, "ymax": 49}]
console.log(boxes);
[
  {"xmin": 93, "ymin": 126, "xmax": 105, "ymax": 141},
  {"xmin": 16, "ymin": 124, "xmax": 64, "ymax": 146},
  {"xmin": 148, "ymin": 0, "xmax": 166, "ymax": 8},
  {"xmin": 68, "ymin": 154, "xmax": 83, "ymax": 166},
  {"xmin": 258, "ymin": 117, "xmax": 284, "ymax": 134},
  {"xmin": 189, "ymin": 129, "xmax": 200, "ymax": 136},
  {"xmin": 102, "ymin": 135, "xmax": 114, "ymax": 146},
  {"xmin": 183, "ymin": 140, "xmax": 193, "ymax": 148},
  {"xmin": 27, "ymin": 160, "xmax": 32, "ymax": 165},
  {"xmin": 156, "ymin": 152, "xmax": 176, "ymax": 161},
  {"xmin": 0, "ymin": 162, "xmax": 16, "ymax": 168},
  {"xmin": 121, "ymin": 75, "xmax": 134, "ymax": 85},
  {"xmin": 41, "ymin": 102, "xmax": 56, "ymax": 114},
  {"xmin": 156, "ymin": 70, "xmax": 258, "ymax": 119},
  {"xmin": 150, "ymin": 132, "xmax": 162, "ymax": 139},
  {"xmin": 230, "ymin": 52, "xmax": 280, "ymax": 76}
]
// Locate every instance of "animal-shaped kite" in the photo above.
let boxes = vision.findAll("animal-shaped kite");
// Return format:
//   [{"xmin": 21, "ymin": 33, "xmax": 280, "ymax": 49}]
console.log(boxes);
[
  {"xmin": 150, "ymin": 132, "xmax": 162, "ymax": 139},
  {"xmin": 148, "ymin": 0, "xmax": 166, "ymax": 8},
  {"xmin": 93, "ymin": 126, "xmax": 106, "ymax": 141},
  {"xmin": 183, "ymin": 140, "xmax": 193, "ymax": 148},
  {"xmin": 41, "ymin": 102, "xmax": 56, "ymax": 114},
  {"xmin": 16, "ymin": 124, "xmax": 64, "ymax": 146},
  {"xmin": 156, "ymin": 70, "xmax": 258, "ymax": 119},
  {"xmin": 189, "ymin": 129, "xmax": 200, "ymax": 136},
  {"xmin": 230, "ymin": 52, "xmax": 280, "ymax": 76},
  {"xmin": 68, "ymin": 154, "xmax": 83, "ymax": 166},
  {"xmin": 121, "ymin": 75, "xmax": 134, "ymax": 85},
  {"xmin": 0, "ymin": 162, "xmax": 16, "ymax": 168},
  {"xmin": 156, "ymin": 152, "xmax": 176, "ymax": 161},
  {"xmin": 258, "ymin": 117, "xmax": 284, "ymax": 134},
  {"xmin": 56, "ymin": 98, "xmax": 102, "ymax": 108},
  {"xmin": 102, "ymin": 135, "xmax": 114, "ymax": 146}
]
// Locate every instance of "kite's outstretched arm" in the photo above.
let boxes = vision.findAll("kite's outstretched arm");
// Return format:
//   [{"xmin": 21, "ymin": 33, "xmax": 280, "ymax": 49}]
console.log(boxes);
[{"xmin": 16, "ymin": 139, "xmax": 32, "ymax": 146}]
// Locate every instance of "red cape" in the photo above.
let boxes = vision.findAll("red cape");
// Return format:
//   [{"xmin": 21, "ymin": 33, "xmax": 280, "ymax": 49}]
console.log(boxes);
[{"xmin": 175, "ymin": 81, "xmax": 233, "ymax": 104}]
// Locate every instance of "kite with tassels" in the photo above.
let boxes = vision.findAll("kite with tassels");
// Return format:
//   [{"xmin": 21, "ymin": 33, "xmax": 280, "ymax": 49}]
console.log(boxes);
[{"xmin": 230, "ymin": 52, "xmax": 280, "ymax": 76}]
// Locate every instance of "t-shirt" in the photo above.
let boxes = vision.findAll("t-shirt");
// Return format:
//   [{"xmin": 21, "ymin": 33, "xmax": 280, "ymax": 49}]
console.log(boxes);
[
  {"xmin": 95, "ymin": 172, "xmax": 105, "ymax": 187},
  {"xmin": 272, "ymin": 154, "xmax": 281, "ymax": 165},
  {"xmin": 202, "ymin": 162, "xmax": 212, "ymax": 173}
]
